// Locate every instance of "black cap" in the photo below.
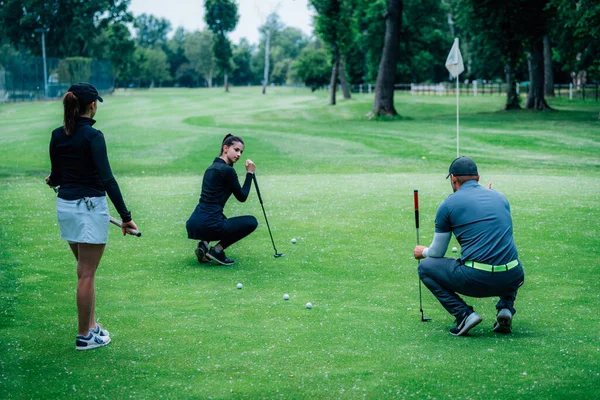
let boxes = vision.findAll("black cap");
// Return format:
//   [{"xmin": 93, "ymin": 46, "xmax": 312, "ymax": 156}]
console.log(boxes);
[
  {"xmin": 446, "ymin": 156, "xmax": 478, "ymax": 178},
  {"xmin": 67, "ymin": 82, "xmax": 103, "ymax": 104}
]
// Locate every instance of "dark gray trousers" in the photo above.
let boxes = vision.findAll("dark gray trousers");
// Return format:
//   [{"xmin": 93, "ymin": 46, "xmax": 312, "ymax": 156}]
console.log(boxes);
[{"xmin": 418, "ymin": 257, "xmax": 524, "ymax": 320}]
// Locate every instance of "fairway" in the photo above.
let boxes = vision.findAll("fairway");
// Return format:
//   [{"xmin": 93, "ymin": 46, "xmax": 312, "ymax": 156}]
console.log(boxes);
[{"xmin": 1, "ymin": 87, "xmax": 599, "ymax": 399}]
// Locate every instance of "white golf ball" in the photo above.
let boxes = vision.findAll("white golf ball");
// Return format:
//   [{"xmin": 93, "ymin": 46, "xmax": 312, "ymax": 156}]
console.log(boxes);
[
  {"xmin": 306, "ymin": 302, "xmax": 312, "ymax": 309},
  {"xmin": 283, "ymin": 294, "xmax": 290, "ymax": 300},
  {"xmin": 452, "ymin": 247, "xmax": 458, "ymax": 253},
  {"xmin": 236, "ymin": 283, "xmax": 243, "ymax": 289},
  {"xmin": 291, "ymin": 238, "xmax": 297, "ymax": 244}
]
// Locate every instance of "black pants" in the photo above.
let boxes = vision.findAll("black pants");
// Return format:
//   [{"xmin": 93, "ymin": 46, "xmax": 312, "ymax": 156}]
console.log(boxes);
[
  {"xmin": 418, "ymin": 257, "xmax": 524, "ymax": 320},
  {"xmin": 187, "ymin": 205, "xmax": 258, "ymax": 250}
]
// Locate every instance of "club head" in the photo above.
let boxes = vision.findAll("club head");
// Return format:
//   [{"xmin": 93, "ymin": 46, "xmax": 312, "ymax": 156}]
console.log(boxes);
[
  {"xmin": 420, "ymin": 310, "xmax": 431, "ymax": 322},
  {"xmin": 273, "ymin": 253, "xmax": 285, "ymax": 258}
]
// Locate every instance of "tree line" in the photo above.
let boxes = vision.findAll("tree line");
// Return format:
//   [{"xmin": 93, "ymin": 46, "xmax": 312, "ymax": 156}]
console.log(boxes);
[{"xmin": 0, "ymin": 0, "xmax": 597, "ymax": 115}]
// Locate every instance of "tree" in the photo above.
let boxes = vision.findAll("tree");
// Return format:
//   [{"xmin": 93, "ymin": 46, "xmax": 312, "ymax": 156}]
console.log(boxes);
[
  {"xmin": 136, "ymin": 47, "xmax": 171, "ymax": 87},
  {"xmin": 251, "ymin": 21, "xmax": 309, "ymax": 89},
  {"xmin": 0, "ymin": 0, "xmax": 131, "ymax": 57},
  {"xmin": 310, "ymin": 0, "xmax": 355, "ymax": 104},
  {"xmin": 259, "ymin": 12, "xmax": 285, "ymax": 94},
  {"xmin": 293, "ymin": 47, "xmax": 331, "ymax": 91},
  {"xmin": 184, "ymin": 30, "xmax": 215, "ymax": 87},
  {"xmin": 230, "ymin": 39, "xmax": 255, "ymax": 86},
  {"xmin": 370, "ymin": 0, "xmax": 403, "ymax": 117},
  {"xmin": 204, "ymin": 0, "xmax": 239, "ymax": 92},
  {"xmin": 134, "ymin": 13, "xmax": 172, "ymax": 49},
  {"xmin": 399, "ymin": 0, "xmax": 451, "ymax": 82},
  {"xmin": 106, "ymin": 22, "xmax": 136, "ymax": 87},
  {"xmin": 549, "ymin": 0, "xmax": 600, "ymax": 83},
  {"xmin": 166, "ymin": 27, "xmax": 190, "ymax": 86},
  {"xmin": 455, "ymin": 0, "xmax": 529, "ymax": 110},
  {"xmin": 271, "ymin": 58, "xmax": 293, "ymax": 85},
  {"xmin": 521, "ymin": 0, "xmax": 553, "ymax": 110}
]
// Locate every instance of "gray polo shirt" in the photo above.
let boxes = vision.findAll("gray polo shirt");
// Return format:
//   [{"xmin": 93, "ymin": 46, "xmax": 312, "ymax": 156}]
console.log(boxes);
[{"xmin": 435, "ymin": 180, "xmax": 519, "ymax": 265}]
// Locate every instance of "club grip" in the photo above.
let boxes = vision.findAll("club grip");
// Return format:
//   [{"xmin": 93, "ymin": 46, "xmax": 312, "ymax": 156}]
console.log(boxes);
[
  {"xmin": 109, "ymin": 216, "xmax": 141, "ymax": 237},
  {"xmin": 414, "ymin": 190, "xmax": 419, "ymax": 229}
]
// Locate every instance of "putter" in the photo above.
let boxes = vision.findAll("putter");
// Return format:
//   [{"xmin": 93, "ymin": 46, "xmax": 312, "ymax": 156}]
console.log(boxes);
[
  {"xmin": 253, "ymin": 174, "xmax": 284, "ymax": 258},
  {"xmin": 109, "ymin": 216, "xmax": 142, "ymax": 237},
  {"xmin": 414, "ymin": 190, "xmax": 431, "ymax": 322}
]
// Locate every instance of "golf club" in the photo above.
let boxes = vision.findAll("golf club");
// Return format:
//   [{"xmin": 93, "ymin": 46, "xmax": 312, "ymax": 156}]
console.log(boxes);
[
  {"xmin": 253, "ymin": 174, "xmax": 284, "ymax": 258},
  {"xmin": 414, "ymin": 190, "xmax": 431, "ymax": 322},
  {"xmin": 110, "ymin": 216, "xmax": 142, "ymax": 237}
]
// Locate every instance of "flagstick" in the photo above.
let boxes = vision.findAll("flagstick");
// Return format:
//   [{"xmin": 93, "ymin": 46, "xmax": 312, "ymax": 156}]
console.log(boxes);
[{"xmin": 456, "ymin": 76, "xmax": 459, "ymax": 158}]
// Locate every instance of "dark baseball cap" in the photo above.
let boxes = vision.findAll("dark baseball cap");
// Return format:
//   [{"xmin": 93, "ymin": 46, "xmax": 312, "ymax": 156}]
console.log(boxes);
[
  {"xmin": 68, "ymin": 82, "xmax": 103, "ymax": 104},
  {"xmin": 446, "ymin": 156, "xmax": 478, "ymax": 178}
]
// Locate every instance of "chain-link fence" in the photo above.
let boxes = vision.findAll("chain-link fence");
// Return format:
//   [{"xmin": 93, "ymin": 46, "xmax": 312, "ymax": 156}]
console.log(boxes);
[{"xmin": 0, "ymin": 55, "xmax": 112, "ymax": 102}]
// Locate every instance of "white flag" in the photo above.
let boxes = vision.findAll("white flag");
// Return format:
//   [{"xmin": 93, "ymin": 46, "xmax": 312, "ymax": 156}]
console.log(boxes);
[{"xmin": 445, "ymin": 38, "xmax": 464, "ymax": 78}]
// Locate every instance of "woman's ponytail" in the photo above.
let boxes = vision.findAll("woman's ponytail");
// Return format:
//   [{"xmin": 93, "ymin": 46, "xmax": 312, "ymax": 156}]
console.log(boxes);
[
  {"xmin": 220, "ymin": 133, "xmax": 244, "ymax": 154},
  {"xmin": 63, "ymin": 92, "xmax": 80, "ymax": 136}
]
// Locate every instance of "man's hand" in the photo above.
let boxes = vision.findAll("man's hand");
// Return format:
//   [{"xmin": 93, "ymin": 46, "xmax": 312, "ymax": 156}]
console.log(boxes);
[{"xmin": 414, "ymin": 245, "xmax": 427, "ymax": 260}]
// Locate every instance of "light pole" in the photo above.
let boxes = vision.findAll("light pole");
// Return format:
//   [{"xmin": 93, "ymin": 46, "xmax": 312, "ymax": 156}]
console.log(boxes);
[{"xmin": 35, "ymin": 28, "xmax": 48, "ymax": 98}]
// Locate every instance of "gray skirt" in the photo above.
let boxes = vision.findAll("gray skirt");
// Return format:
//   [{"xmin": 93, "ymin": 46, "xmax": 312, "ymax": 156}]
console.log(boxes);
[{"xmin": 57, "ymin": 196, "xmax": 109, "ymax": 244}]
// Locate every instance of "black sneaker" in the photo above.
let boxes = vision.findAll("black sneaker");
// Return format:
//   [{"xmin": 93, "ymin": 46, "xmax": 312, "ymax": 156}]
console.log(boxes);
[
  {"xmin": 450, "ymin": 312, "xmax": 482, "ymax": 336},
  {"xmin": 206, "ymin": 247, "xmax": 234, "ymax": 265},
  {"xmin": 195, "ymin": 241, "xmax": 209, "ymax": 264},
  {"xmin": 493, "ymin": 308, "xmax": 513, "ymax": 334}
]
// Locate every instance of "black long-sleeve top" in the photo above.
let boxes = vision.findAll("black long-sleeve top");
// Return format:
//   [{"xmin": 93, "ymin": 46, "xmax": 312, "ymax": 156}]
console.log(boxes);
[
  {"xmin": 48, "ymin": 117, "xmax": 131, "ymax": 222},
  {"xmin": 198, "ymin": 158, "xmax": 253, "ymax": 213}
]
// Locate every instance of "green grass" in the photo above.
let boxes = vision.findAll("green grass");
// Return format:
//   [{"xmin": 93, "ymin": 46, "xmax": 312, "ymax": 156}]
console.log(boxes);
[{"xmin": 1, "ymin": 87, "xmax": 599, "ymax": 399}]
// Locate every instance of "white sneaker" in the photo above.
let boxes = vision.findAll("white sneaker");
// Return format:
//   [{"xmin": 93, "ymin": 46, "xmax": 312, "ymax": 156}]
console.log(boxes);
[
  {"xmin": 76, "ymin": 332, "xmax": 111, "ymax": 351},
  {"xmin": 90, "ymin": 323, "xmax": 110, "ymax": 338}
]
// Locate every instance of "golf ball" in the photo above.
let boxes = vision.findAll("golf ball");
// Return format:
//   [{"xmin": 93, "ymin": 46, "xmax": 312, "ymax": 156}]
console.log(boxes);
[
  {"xmin": 306, "ymin": 302, "xmax": 312, "ymax": 309},
  {"xmin": 283, "ymin": 294, "xmax": 290, "ymax": 300},
  {"xmin": 452, "ymin": 247, "xmax": 458, "ymax": 253},
  {"xmin": 237, "ymin": 283, "xmax": 243, "ymax": 289},
  {"xmin": 291, "ymin": 238, "xmax": 297, "ymax": 244}
]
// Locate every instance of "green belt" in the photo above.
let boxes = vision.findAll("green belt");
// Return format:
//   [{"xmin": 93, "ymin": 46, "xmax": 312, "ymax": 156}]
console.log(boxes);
[{"xmin": 463, "ymin": 259, "xmax": 520, "ymax": 272}]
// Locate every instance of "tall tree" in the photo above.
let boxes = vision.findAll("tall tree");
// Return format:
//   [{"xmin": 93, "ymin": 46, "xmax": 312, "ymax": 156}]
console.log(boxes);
[
  {"xmin": 184, "ymin": 30, "xmax": 215, "ymax": 87},
  {"xmin": 369, "ymin": 0, "xmax": 403, "ymax": 117},
  {"xmin": 523, "ymin": 0, "xmax": 552, "ymax": 110},
  {"xmin": 204, "ymin": 0, "xmax": 239, "ymax": 92},
  {"xmin": 259, "ymin": 12, "xmax": 285, "ymax": 94},
  {"xmin": 166, "ymin": 27, "xmax": 190, "ymax": 86},
  {"xmin": 230, "ymin": 38, "xmax": 255, "ymax": 86},
  {"xmin": 549, "ymin": 0, "xmax": 600, "ymax": 83},
  {"xmin": 0, "ymin": 0, "xmax": 131, "ymax": 57},
  {"xmin": 293, "ymin": 46, "xmax": 331, "ymax": 91},
  {"xmin": 310, "ymin": 0, "xmax": 355, "ymax": 104},
  {"xmin": 135, "ymin": 47, "xmax": 171, "ymax": 87},
  {"xmin": 456, "ymin": 0, "xmax": 529, "ymax": 110},
  {"xmin": 106, "ymin": 22, "xmax": 136, "ymax": 87},
  {"xmin": 134, "ymin": 13, "xmax": 172, "ymax": 49}
]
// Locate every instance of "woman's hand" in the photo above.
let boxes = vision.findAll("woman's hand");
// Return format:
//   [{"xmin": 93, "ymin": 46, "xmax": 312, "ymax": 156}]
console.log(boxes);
[
  {"xmin": 45, "ymin": 175, "xmax": 53, "ymax": 187},
  {"xmin": 245, "ymin": 159, "xmax": 256, "ymax": 174},
  {"xmin": 121, "ymin": 220, "xmax": 139, "ymax": 236}
]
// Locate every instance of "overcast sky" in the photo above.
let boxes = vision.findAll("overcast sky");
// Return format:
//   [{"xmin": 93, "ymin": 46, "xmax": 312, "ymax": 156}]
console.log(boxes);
[{"xmin": 129, "ymin": 0, "xmax": 315, "ymax": 45}]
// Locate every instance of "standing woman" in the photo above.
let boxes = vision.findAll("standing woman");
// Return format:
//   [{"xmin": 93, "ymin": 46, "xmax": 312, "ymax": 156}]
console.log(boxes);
[
  {"xmin": 46, "ymin": 82, "xmax": 138, "ymax": 350},
  {"xmin": 187, "ymin": 134, "xmax": 258, "ymax": 265}
]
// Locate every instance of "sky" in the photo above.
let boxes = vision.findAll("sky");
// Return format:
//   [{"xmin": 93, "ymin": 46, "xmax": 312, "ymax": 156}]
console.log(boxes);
[{"xmin": 128, "ymin": 0, "xmax": 315, "ymax": 45}]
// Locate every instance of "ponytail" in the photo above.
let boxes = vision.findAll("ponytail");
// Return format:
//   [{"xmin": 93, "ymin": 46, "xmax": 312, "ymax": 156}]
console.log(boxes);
[
  {"xmin": 63, "ymin": 92, "xmax": 80, "ymax": 136},
  {"xmin": 220, "ymin": 133, "xmax": 244, "ymax": 155}
]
